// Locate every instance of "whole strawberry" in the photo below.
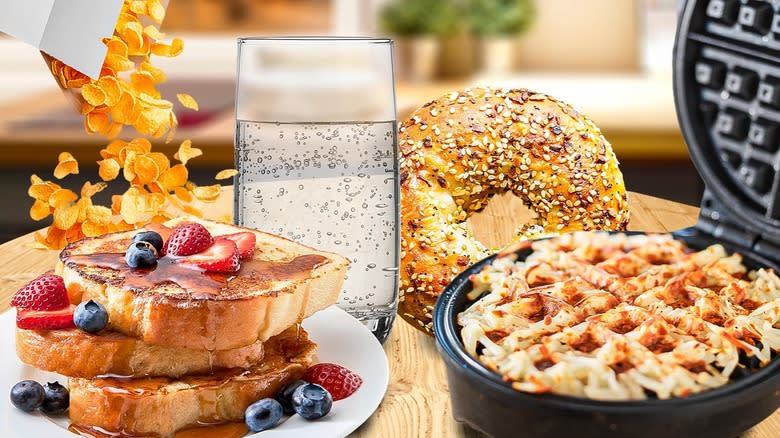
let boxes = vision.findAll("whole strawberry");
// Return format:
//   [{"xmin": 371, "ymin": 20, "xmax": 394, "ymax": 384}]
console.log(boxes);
[
  {"xmin": 303, "ymin": 363, "xmax": 362, "ymax": 401},
  {"xmin": 164, "ymin": 223, "xmax": 214, "ymax": 256},
  {"xmin": 11, "ymin": 274, "xmax": 70, "ymax": 311}
]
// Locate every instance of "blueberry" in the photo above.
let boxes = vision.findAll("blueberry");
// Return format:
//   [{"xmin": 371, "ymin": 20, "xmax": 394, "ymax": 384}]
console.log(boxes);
[
  {"xmin": 132, "ymin": 231, "xmax": 163, "ymax": 255},
  {"xmin": 40, "ymin": 381, "xmax": 69, "ymax": 414},
  {"xmin": 244, "ymin": 398, "xmax": 283, "ymax": 432},
  {"xmin": 10, "ymin": 380, "xmax": 44, "ymax": 412},
  {"xmin": 292, "ymin": 383, "xmax": 332, "ymax": 420},
  {"xmin": 125, "ymin": 241, "xmax": 157, "ymax": 268},
  {"xmin": 73, "ymin": 300, "xmax": 108, "ymax": 333},
  {"xmin": 276, "ymin": 379, "xmax": 306, "ymax": 415}
]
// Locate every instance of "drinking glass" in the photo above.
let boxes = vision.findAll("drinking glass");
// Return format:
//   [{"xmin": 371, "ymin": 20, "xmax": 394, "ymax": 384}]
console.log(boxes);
[{"xmin": 234, "ymin": 37, "xmax": 399, "ymax": 342}]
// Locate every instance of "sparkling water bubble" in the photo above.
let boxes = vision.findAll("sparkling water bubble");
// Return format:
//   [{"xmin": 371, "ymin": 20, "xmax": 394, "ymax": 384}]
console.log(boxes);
[{"xmin": 236, "ymin": 121, "xmax": 399, "ymax": 316}]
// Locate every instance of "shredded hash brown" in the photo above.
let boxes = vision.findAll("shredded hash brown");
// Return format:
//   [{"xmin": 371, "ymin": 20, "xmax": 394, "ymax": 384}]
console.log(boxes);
[{"xmin": 458, "ymin": 232, "xmax": 780, "ymax": 400}]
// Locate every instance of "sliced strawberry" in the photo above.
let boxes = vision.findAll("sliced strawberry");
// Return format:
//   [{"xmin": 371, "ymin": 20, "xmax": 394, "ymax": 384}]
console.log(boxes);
[
  {"xmin": 165, "ymin": 223, "xmax": 214, "ymax": 256},
  {"xmin": 11, "ymin": 274, "xmax": 70, "ymax": 311},
  {"xmin": 220, "ymin": 232, "xmax": 256, "ymax": 259},
  {"xmin": 178, "ymin": 238, "xmax": 240, "ymax": 273},
  {"xmin": 303, "ymin": 363, "xmax": 363, "ymax": 401},
  {"xmin": 16, "ymin": 305, "xmax": 77, "ymax": 330}
]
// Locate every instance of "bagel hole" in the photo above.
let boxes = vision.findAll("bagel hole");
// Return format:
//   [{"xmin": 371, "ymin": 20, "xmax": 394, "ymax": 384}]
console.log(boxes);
[{"xmin": 468, "ymin": 192, "xmax": 537, "ymax": 249}]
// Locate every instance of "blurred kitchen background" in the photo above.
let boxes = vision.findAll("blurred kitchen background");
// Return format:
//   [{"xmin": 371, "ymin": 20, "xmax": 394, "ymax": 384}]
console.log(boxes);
[{"xmin": 0, "ymin": 0, "xmax": 696, "ymax": 241}]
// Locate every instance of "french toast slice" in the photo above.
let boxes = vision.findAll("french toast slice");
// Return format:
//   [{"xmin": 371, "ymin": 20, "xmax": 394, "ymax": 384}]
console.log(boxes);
[
  {"xmin": 68, "ymin": 326, "xmax": 315, "ymax": 438},
  {"xmin": 15, "ymin": 327, "xmax": 264, "ymax": 378},
  {"xmin": 58, "ymin": 217, "xmax": 348, "ymax": 350}
]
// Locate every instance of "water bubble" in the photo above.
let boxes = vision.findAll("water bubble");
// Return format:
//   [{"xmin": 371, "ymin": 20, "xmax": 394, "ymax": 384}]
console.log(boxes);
[{"xmin": 237, "ymin": 121, "xmax": 397, "ymax": 313}]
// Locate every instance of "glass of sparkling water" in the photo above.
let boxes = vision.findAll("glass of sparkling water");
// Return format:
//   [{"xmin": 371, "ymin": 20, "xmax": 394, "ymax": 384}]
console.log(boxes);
[{"xmin": 234, "ymin": 37, "xmax": 399, "ymax": 342}]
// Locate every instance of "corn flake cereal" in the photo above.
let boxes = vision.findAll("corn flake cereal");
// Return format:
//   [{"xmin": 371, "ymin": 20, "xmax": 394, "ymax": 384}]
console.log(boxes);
[
  {"xmin": 215, "ymin": 169, "xmax": 238, "ymax": 180},
  {"xmin": 53, "ymin": 152, "xmax": 79, "ymax": 179},
  {"xmin": 176, "ymin": 93, "xmax": 199, "ymax": 111},
  {"xmin": 174, "ymin": 140, "xmax": 202, "ymax": 165},
  {"xmin": 42, "ymin": 0, "xmax": 193, "ymax": 140},
  {"xmin": 29, "ymin": 0, "xmax": 232, "ymax": 250}
]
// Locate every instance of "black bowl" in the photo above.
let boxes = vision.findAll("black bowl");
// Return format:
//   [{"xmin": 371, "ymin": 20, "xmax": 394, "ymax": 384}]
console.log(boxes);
[{"xmin": 433, "ymin": 228, "xmax": 780, "ymax": 438}]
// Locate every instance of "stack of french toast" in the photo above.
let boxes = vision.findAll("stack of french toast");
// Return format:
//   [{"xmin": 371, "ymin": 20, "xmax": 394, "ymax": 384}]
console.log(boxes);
[{"xmin": 12, "ymin": 217, "xmax": 349, "ymax": 437}]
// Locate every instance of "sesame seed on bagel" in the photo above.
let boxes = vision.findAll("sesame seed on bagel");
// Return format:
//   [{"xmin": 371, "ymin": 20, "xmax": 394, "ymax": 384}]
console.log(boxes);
[{"xmin": 398, "ymin": 86, "xmax": 630, "ymax": 335}]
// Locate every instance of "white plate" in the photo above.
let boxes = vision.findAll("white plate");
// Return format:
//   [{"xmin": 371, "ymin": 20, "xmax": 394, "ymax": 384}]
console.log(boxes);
[{"xmin": 0, "ymin": 305, "xmax": 388, "ymax": 437}]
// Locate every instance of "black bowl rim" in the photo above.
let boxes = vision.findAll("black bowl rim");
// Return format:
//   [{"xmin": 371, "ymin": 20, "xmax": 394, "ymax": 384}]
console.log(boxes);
[{"xmin": 433, "ymin": 229, "xmax": 780, "ymax": 412}]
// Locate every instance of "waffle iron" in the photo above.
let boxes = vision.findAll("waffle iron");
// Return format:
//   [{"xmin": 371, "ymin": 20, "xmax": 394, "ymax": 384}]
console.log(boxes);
[
  {"xmin": 430, "ymin": 1, "xmax": 780, "ymax": 437},
  {"xmin": 676, "ymin": 0, "xmax": 780, "ymax": 257}
]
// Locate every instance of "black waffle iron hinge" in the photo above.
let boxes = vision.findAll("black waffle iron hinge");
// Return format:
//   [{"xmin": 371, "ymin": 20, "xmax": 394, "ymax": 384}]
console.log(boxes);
[{"xmin": 696, "ymin": 190, "xmax": 780, "ymax": 261}]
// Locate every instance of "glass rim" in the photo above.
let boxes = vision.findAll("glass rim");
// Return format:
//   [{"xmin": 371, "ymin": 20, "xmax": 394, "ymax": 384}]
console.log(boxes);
[{"xmin": 237, "ymin": 36, "xmax": 392, "ymax": 45}]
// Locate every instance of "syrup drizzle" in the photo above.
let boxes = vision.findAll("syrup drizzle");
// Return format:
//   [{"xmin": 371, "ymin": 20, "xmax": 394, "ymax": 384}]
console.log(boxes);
[
  {"xmin": 63, "ymin": 252, "xmax": 329, "ymax": 298},
  {"xmin": 68, "ymin": 422, "xmax": 249, "ymax": 438}
]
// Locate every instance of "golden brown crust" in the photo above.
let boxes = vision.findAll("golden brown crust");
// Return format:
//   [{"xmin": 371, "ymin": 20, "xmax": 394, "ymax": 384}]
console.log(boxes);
[
  {"xmin": 15, "ymin": 327, "xmax": 265, "ymax": 378},
  {"xmin": 59, "ymin": 218, "xmax": 344, "ymax": 301},
  {"xmin": 398, "ymin": 87, "xmax": 630, "ymax": 335},
  {"xmin": 58, "ymin": 217, "xmax": 348, "ymax": 349},
  {"xmin": 68, "ymin": 327, "xmax": 315, "ymax": 438}
]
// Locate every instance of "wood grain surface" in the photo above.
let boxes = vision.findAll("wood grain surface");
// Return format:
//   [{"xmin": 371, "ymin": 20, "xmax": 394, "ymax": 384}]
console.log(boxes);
[{"xmin": 1, "ymin": 189, "xmax": 779, "ymax": 438}]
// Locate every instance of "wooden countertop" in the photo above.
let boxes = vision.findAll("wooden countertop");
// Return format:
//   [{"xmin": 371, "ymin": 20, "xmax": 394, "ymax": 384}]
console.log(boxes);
[{"xmin": 3, "ymin": 191, "xmax": 775, "ymax": 437}]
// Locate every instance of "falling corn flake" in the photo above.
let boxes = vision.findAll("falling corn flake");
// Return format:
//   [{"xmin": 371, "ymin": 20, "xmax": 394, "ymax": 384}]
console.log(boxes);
[
  {"xmin": 98, "ymin": 158, "xmax": 121, "ymax": 181},
  {"xmin": 174, "ymin": 140, "xmax": 203, "ymax": 165},
  {"xmin": 192, "ymin": 185, "xmax": 222, "ymax": 202},
  {"xmin": 177, "ymin": 93, "xmax": 199, "ymax": 111},
  {"xmin": 81, "ymin": 181, "xmax": 108, "ymax": 198},
  {"xmin": 53, "ymin": 152, "xmax": 79, "ymax": 179},
  {"xmin": 215, "ymin": 169, "xmax": 238, "ymax": 180},
  {"xmin": 42, "ymin": 0, "xmax": 183, "ymax": 139},
  {"xmin": 28, "ymin": 0, "xmax": 230, "ymax": 250}
]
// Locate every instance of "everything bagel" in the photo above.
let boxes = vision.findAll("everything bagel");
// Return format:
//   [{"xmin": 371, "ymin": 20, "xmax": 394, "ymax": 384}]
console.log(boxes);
[{"xmin": 398, "ymin": 86, "xmax": 630, "ymax": 335}]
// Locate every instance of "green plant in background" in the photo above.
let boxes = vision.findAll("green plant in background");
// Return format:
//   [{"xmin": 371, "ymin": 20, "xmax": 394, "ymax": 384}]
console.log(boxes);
[
  {"xmin": 380, "ymin": 0, "xmax": 460, "ymax": 37},
  {"xmin": 466, "ymin": 0, "xmax": 535, "ymax": 36}
]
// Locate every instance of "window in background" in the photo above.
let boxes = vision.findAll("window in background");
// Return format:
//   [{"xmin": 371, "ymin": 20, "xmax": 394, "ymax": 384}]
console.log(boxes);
[
  {"xmin": 515, "ymin": 0, "xmax": 640, "ymax": 72},
  {"xmin": 642, "ymin": 0, "xmax": 679, "ymax": 73}
]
